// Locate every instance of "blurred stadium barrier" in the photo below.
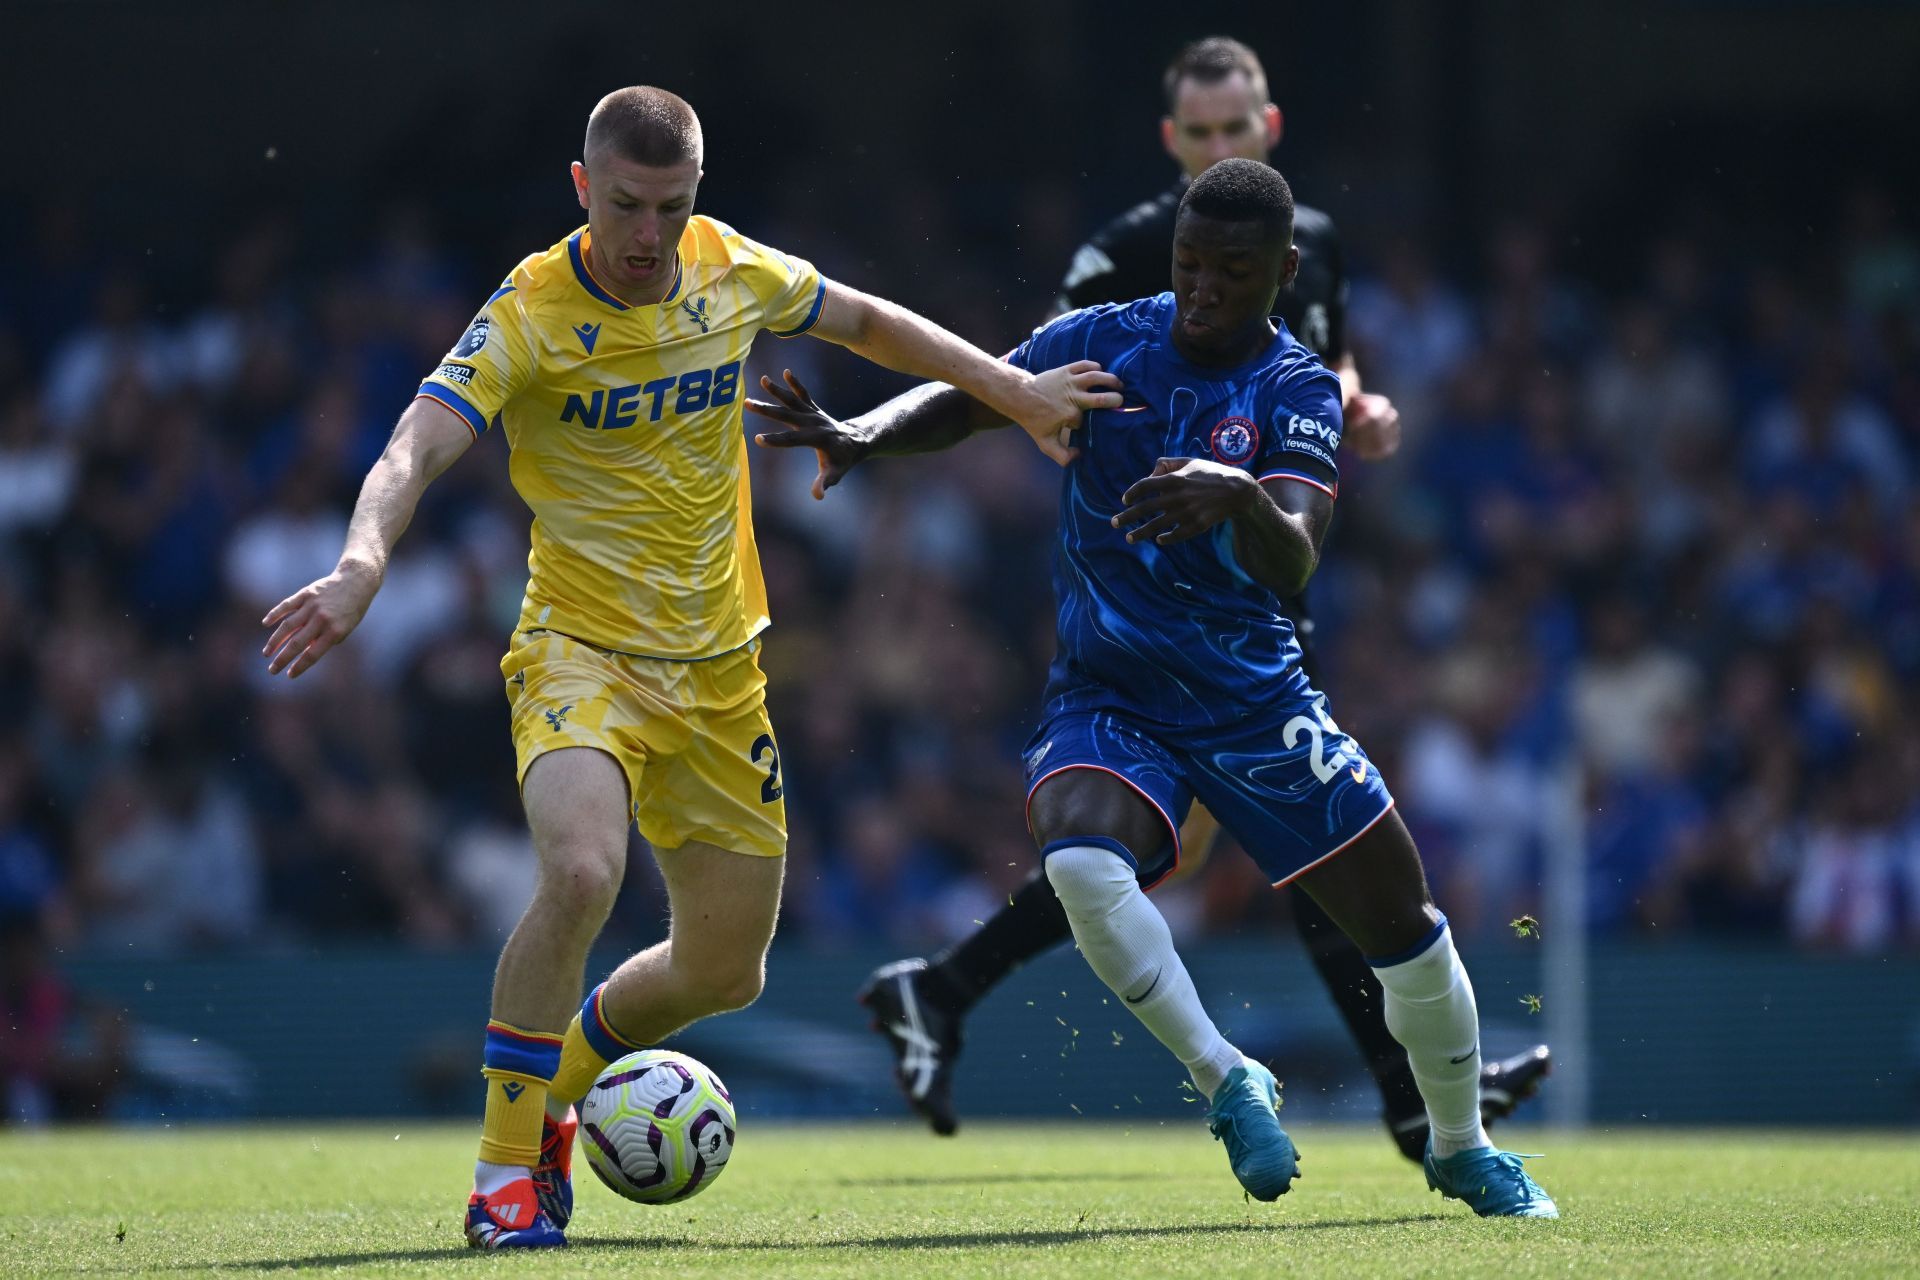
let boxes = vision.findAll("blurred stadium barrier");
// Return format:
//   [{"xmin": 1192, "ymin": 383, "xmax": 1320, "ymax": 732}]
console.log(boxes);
[{"xmin": 50, "ymin": 941, "xmax": 1919, "ymax": 1127}]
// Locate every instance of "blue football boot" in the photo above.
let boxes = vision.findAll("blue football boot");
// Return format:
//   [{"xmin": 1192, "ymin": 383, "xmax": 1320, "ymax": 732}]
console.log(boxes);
[
  {"xmin": 1423, "ymin": 1141, "xmax": 1559, "ymax": 1218},
  {"xmin": 1204, "ymin": 1061, "xmax": 1300, "ymax": 1201}
]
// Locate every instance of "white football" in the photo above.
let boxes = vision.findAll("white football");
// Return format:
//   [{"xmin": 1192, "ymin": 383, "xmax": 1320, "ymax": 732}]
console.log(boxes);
[{"xmin": 578, "ymin": 1049, "xmax": 736, "ymax": 1203}]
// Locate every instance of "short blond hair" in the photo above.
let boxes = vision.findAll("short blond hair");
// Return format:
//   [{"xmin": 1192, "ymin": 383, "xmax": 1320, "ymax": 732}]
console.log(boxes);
[{"xmin": 585, "ymin": 86, "xmax": 702, "ymax": 167}]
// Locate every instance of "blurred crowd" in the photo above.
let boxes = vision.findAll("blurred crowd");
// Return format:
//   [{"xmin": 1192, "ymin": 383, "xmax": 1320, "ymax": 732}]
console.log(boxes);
[{"xmin": 3, "ymin": 173, "xmax": 1919, "ymax": 1012}]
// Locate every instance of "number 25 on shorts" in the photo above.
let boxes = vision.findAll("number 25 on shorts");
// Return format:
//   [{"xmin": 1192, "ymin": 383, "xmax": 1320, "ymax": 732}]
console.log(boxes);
[{"xmin": 1282, "ymin": 696, "xmax": 1363, "ymax": 786}]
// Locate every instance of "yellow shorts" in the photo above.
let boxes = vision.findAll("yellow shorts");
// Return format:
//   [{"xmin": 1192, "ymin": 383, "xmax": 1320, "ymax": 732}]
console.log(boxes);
[{"xmin": 502, "ymin": 629, "xmax": 786, "ymax": 859}]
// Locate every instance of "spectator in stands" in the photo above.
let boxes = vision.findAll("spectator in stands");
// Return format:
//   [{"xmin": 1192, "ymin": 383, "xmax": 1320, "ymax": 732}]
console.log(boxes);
[{"xmin": 1, "ymin": 182, "xmax": 1917, "ymax": 957}]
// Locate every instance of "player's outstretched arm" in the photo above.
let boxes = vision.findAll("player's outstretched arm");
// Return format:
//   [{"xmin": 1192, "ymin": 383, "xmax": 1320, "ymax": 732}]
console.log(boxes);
[
  {"xmin": 1112, "ymin": 460, "xmax": 1332, "ymax": 598},
  {"xmin": 805, "ymin": 283, "xmax": 1121, "ymax": 465},
  {"xmin": 748, "ymin": 368, "xmax": 1033, "ymax": 500},
  {"xmin": 261, "ymin": 398, "xmax": 475, "ymax": 677}
]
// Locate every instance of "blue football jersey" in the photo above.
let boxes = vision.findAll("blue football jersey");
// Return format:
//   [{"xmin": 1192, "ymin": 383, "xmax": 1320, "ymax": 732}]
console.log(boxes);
[{"xmin": 1007, "ymin": 294, "xmax": 1345, "ymax": 729}]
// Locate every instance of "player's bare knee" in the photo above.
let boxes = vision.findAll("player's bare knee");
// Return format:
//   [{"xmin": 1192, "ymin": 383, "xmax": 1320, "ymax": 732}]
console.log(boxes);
[
  {"xmin": 534, "ymin": 842, "xmax": 624, "ymax": 925},
  {"xmin": 1029, "ymin": 774, "xmax": 1166, "ymax": 859}
]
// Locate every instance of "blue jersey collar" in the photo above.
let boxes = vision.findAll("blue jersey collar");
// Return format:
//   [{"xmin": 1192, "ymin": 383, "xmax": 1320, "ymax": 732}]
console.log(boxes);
[{"xmin": 1155, "ymin": 294, "xmax": 1297, "ymax": 380}]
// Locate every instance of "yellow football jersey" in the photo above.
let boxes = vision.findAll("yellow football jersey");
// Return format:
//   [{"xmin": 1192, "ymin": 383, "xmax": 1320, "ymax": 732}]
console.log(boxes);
[{"xmin": 417, "ymin": 216, "xmax": 825, "ymax": 659}]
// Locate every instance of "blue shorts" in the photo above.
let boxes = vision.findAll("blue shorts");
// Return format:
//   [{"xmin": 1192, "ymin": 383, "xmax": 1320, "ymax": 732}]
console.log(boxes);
[{"xmin": 1021, "ymin": 683, "xmax": 1396, "ymax": 890}]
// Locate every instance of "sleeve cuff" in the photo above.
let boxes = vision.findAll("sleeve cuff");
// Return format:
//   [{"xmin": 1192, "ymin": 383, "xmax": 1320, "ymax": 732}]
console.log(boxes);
[
  {"xmin": 1256, "ymin": 469, "xmax": 1338, "ymax": 499},
  {"xmin": 415, "ymin": 383, "xmax": 489, "ymax": 437},
  {"xmin": 770, "ymin": 280, "xmax": 827, "ymax": 338}
]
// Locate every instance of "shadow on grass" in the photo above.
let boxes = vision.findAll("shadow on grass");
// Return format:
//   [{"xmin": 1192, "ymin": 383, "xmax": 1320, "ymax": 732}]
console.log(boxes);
[
  {"xmin": 145, "ymin": 1215, "xmax": 1450, "ymax": 1270},
  {"xmin": 831, "ymin": 1172, "xmax": 1163, "ymax": 1188}
]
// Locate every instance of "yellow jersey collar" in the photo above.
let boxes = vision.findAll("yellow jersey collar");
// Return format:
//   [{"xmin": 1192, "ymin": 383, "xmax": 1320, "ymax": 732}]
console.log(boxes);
[{"xmin": 569, "ymin": 228, "xmax": 685, "ymax": 312}]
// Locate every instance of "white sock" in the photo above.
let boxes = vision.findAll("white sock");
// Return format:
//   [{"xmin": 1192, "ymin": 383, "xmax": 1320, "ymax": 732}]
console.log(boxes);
[
  {"xmin": 1369, "ymin": 919, "xmax": 1491, "ymax": 1159},
  {"xmin": 473, "ymin": 1159, "xmax": 531, "ymax": 1196},
  {"xmin": 1044, "ymin": 843, "xmax": 1244, "ymax": 1099}
]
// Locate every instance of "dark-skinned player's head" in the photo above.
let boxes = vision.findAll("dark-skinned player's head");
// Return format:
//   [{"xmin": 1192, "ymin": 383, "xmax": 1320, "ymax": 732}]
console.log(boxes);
[
  {"xmin": 571, "ymin": 87, "xmax": 704, "ymax": 302},
  {"xmin": 1161, "ymin": 37, "xmax": 1282, "ymax": 181},
  {"xmin": 1170, "ymin": 158, "xmax": 1299, "ymax": 364}
]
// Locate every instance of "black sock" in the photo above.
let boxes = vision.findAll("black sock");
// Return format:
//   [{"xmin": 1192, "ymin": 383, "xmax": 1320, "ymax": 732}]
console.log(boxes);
[
  {"xmin": 1289, "ymin": 881, "xmax": 1426, "ymax": 1121},
  {"xmin": 922, "ymin": 868, "xmax": 1073, "ymax": 1015}
]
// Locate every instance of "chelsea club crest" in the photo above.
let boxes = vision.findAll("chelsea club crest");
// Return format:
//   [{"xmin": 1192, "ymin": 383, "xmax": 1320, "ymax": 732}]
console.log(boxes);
[{"xmin": 1209, "ymin": 416, "xmax": 1259, "ymax": 465}]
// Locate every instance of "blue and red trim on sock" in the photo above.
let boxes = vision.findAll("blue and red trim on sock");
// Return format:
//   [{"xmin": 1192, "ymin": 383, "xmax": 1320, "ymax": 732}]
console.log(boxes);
[
  {"xmin": 578, "ymin": 981, "xmax": 644, "ymax": 1062},
  {"xmin": 484, "ymin": 1020, "xmax": 563, "ymax": 1079}
]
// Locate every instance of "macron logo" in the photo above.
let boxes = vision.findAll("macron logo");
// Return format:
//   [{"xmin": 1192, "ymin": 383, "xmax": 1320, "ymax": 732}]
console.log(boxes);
[
  {"xmin": 573, "ymin": 322, "xmax": 601, "ymax": 355},
  {"xmin": 501, "ymin": 1081, "xmax": 525, "ymax": 1102}
]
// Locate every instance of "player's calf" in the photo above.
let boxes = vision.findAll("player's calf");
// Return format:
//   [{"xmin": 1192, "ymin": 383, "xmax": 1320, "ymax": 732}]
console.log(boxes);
[
  {"xmin": 669, "ymin": 953, "xmax": 767, "ymax": 1017},
  {"xmin": 1043, "ymin": 839, "xmax": 1243, "ymax": 1100},
  {"xmin": 1293, "ymin": 813, "xmax": 1493, "ymax": 1158},
  {"xmin": 1367, "ymin": 916, "xmax": 1489, "ymax": 1159},
  {"xmin": 1041, "ymin": 833, "xmax": 1296, "ymax": 1199}
]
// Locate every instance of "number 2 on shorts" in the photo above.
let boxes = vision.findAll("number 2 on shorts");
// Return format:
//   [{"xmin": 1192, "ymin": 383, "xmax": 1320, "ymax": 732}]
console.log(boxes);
[{"xmin": 750, "ymin": 733, "xmax": 782, "ymax": 803}]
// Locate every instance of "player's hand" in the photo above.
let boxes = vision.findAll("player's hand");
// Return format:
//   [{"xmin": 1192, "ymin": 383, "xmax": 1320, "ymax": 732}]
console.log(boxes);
[
  {"xmin": 1112, "ymin": 457, "xmax": 1259, "ymax": 546},
  {"xmin": 1011, "ymin": 361, "xmax": 1123, "ymax": 466},
  {"xmin": 747, "ymin": 369, "xmax": 867, "ymax": 500},
  {"xmin": 261, "ymin": 563, "xmax": 380, "ymax": 678},
  {"xmin": 1343, "ymin": 391, "xmax": 1402, "ymax": 461}
]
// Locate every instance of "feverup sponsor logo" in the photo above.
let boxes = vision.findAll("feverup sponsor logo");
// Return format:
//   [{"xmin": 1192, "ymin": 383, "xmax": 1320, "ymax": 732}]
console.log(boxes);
[
  {"xmin": 1286, "ymin": 413, "xmax": 1339, "ymax": 445},
  {"xmin": 1282, "ymin": 411, "xmax": 1341, "ymax": 468}
]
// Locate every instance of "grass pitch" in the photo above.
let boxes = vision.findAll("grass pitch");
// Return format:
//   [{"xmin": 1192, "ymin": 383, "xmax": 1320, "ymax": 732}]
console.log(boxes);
[{"xmin": 2, "ymin": 1122, "xmax": 1914, "ymax": 1277}]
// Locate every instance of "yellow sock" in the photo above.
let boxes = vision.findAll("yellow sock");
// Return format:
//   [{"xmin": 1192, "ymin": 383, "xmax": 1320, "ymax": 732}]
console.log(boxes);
[
  {"xmin": 478, "ymin": 1070, "xmax": 549, "ymax": 1165},
  {"xmin": 477, "ymin": 1020, "xmax": 563, "ymax": 1167},
  {"xmin": 549, "ymin": 981, "xmax": 645, "ymax": 1107},
  {"xmin": 548, "ymin": 1015, "xmax": 608, "ymax": 1108}
]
